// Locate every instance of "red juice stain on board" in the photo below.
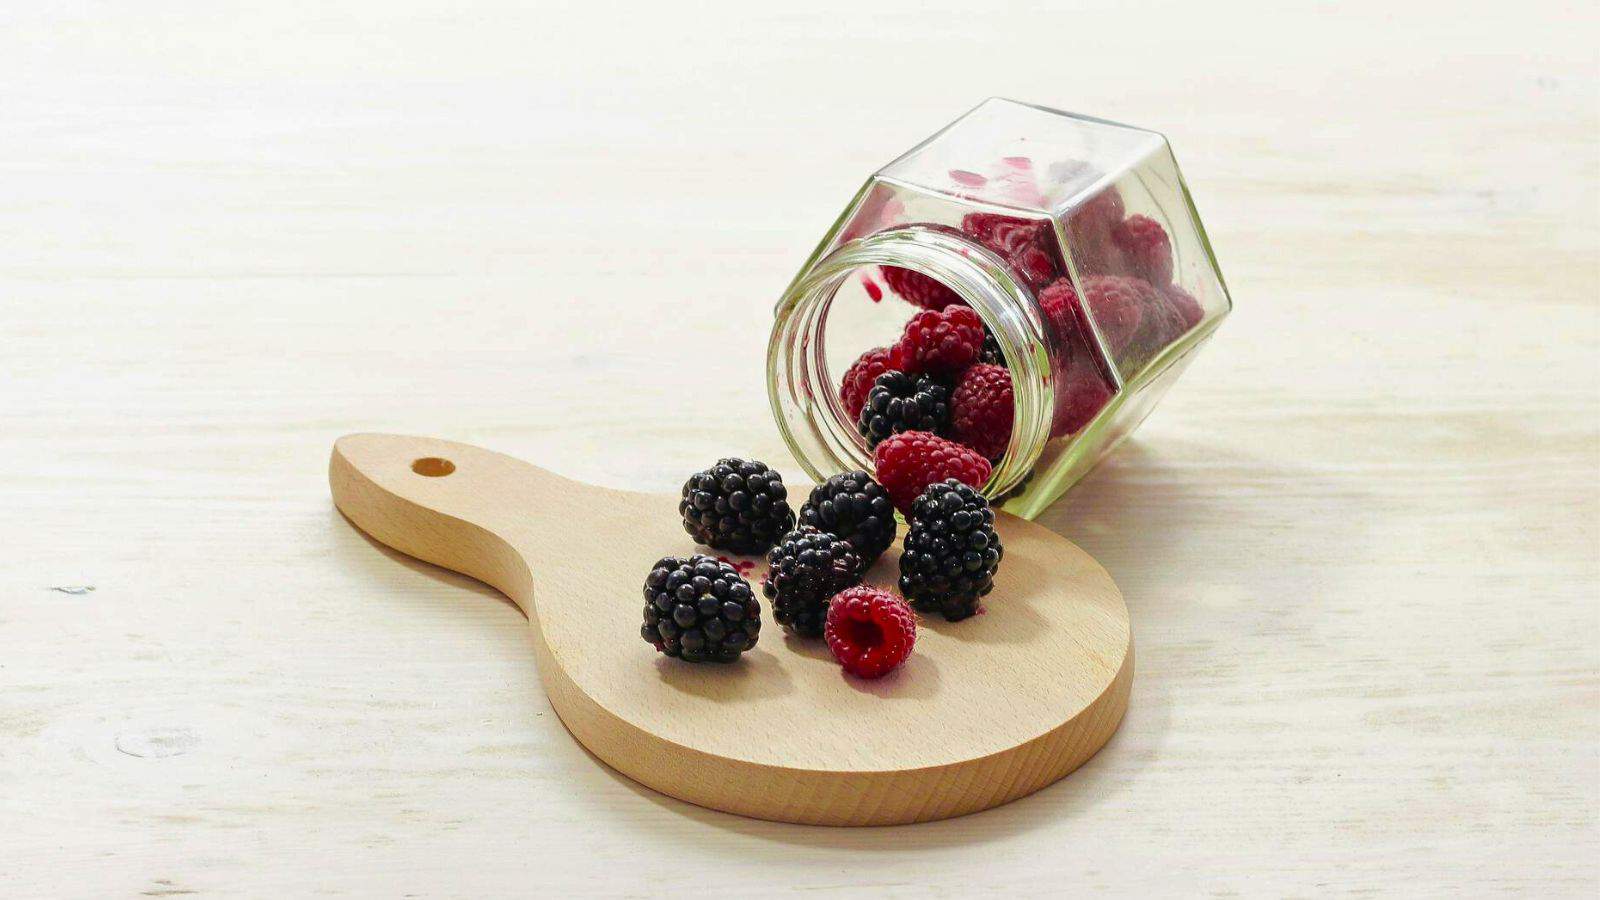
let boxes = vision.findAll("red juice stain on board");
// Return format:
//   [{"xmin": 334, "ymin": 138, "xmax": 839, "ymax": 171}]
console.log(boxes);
[
  {"xmin": 716, "ymin": 555, "xmax": 757, "ymax": 575},
  {"xmin": 949, "ymin": 169, "xmax": 988, "ymax": 188}
]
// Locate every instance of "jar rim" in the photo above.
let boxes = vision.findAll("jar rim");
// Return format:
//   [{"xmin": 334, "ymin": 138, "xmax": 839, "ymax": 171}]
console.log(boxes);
[{"xmin": 766, "ymin": 225, "xmax": 1053, "ymax": 499}]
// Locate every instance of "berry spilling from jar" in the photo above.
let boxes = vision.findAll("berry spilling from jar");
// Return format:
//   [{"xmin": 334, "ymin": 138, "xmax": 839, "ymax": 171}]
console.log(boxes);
[{"xmin": 840, "ymin": 187, "xmax": 1208, "ymax": 483}]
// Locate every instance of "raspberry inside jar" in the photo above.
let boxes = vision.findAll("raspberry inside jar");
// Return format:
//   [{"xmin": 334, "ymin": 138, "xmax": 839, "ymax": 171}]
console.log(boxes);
[{"xmin": 769, "ymin": 100, "xmax": 1231, "ymax": 517}]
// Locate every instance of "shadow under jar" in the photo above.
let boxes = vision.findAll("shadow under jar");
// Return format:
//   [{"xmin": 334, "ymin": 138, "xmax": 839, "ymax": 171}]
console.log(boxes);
[{"xmin": 768, "ymin": 98, "xmax": 1233, "ymax": 519}]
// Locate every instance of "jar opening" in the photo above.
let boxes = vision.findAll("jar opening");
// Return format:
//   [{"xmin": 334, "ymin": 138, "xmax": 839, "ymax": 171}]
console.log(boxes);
[{"xmin": 768, "ymin": 226, "xmax": 1053, "ymax": 500}]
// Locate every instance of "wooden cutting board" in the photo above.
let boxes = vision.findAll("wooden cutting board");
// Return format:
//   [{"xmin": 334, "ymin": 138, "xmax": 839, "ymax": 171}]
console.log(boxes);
[{"xmin": 329, "ymin": 433, "xmax": 1132, "ymax": 826}]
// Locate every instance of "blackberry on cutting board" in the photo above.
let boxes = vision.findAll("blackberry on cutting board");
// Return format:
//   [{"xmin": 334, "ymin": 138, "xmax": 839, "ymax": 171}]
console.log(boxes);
[
  {"xmin": 642, "ymin": 555, "xmax": 761, "ymax": 663},
  {"xmin": 763, "ymin": 526, "xmax": 861, "ymax": 638},
  {"xmin": 680, "ymin": 458, "xmax": 795, "ymax": 554},
  {"xmin": 898, "ymin": 480, "xmax": 1004, "ymax": 621},
  {"xmin": 797, "ymin": 470, "xmax": 897, "ymax": 568},
  {"xmin": 857, "ymin": 371, "xmax": 950, "ymax": 448}
]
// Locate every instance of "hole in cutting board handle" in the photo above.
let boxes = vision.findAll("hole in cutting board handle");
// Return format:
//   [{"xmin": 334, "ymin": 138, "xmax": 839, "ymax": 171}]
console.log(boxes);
[{"xmin": 411, "ymin": 457, "xmax": 456, "ymax": 477}]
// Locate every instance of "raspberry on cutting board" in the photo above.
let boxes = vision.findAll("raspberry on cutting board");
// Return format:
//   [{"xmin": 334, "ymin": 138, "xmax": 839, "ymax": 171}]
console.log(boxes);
[
  {"xmin": 872, "ymin": 430, "xmax": 992, "ymax": 514},
  {"xmin": 824, "ymin": 586, "xmax": 917, "ymax": 679}
]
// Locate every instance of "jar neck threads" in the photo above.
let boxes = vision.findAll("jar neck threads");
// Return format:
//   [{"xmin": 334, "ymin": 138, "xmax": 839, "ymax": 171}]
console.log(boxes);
[{"xmin": 767, "ymin": 225, "xmax": 1053, "ymax": 499}]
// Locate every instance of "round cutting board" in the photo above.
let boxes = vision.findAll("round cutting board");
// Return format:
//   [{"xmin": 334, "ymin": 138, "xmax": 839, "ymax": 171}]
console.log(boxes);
[{"xmin": 330, "ymin": 433, "xmax": 1132, "ymax": 826}]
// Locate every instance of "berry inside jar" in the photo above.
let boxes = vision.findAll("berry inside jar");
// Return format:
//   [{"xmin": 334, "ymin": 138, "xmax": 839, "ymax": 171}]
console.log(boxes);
[{"xmin": 769, "ymin": 100, "xmax": 1230, "ymax": 517}]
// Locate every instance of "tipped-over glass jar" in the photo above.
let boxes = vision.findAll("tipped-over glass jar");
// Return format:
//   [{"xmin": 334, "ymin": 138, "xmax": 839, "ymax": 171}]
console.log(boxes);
[{"xmin": 768, "ymin": 98, "xmax": 1232, "ymax": 518}]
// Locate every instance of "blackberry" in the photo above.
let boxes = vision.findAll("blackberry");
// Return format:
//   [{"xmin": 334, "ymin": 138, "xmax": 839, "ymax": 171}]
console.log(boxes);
[
  {"xmin": 680, "ymin": 458, "xmax": 795, "ymax": 554},
  {"xmin": 857, "ymin": 371, "xmax": 950, "ymax": 448},
  {"xmin": 642, "ymin": 555, "xmax": 761, "ymax": 663},
  {"xmin": 993, "ymin": 467, "xmax": 1034, "ymax": 504},
  {"xmin": 979, "ymin": 328, "xmax": 1003, "ymax": 365},
  {"xmin": 898, "ymin": 480, "xmax": 1003, "ymax": 621},
  {"xmin": 797, "ymin": 470, "xmax": 897, "ymax": 568},
  {"xmin": 763, "ymin": 526, "xmax": 861, "ymax": 637}
]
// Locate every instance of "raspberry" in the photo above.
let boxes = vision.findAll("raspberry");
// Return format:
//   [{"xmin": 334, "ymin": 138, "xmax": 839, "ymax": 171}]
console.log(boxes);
[
  {"xmin": 1080, "ymin": 276, "xmax": 1155, "ymax": 355},
  {"xmin": 679, "ymin": 458, "xmax": 795, "ymax": 554},
  {"xmin": 824, "ymin": 586, "xmax": 917, "ymax": 679},
  {"xmin": 1043, "ymin": 277, "xmax": 1149, "ymax": 355},
  {"xmin": 1079, "ymin": 185, "xmax": 1126, "ymax": 231},
  {"xmin": 1037, "ymin": 277, "xmax": 1089, "ymax": 352},
  {"xmin": 992, "ymin": 220, "xmax": 1062, "ymax": 289},
  {"xmin": 763, "ymin": 526, "xmax": 861, "ymax": 637},
  {"xmin": 961, "ymin": 213, "xmax": 1062, "ymax": 290},
  {"xmin": 1065, "ymin": 185, "xmax": 1126, "ymax": 276},
  {"xmin": 798, "ymin": 471, "xmax": 897, "ymax": 568},
  {"xmin": 1133, "ymin": 288, "xmax": 1186, "ymax": 358},
  {"xmin": 949, "ymin": 363, "xmax": 1014, "ymax": 461},
  {"xmin": 1129, "ymin": 282, "xmax": 1206, "ymax": 362},
  {"xmin": 898, "ymin": 480, "xmax": 1003, "ymax": 621},
  {"xmin": 642, "ymin": 555, "xmax": 761, "ymax": 663},
  {"xmin": 1052, "ymin": 357, "xmax": 1113, "ymax": 438},
  {"xmin": 960, "ymin": 211, "xmax": 1029, "ymax": 244},
  {"xmin": 1111, "ymin": 214, "xmax": 1173, "ymax": 286},
  {"xmin": 857, "ymin": 370, "xmax": 951, "ymax": 448},
  {"xmin": 880, "ymin": 265, "xmax": 964, "ymax": 311},
  {"xmin": 895, "ymin": 305, "xmax": 986, "ymax": 375},
  {"xmin": 1037, "ymin": 277, "xmax": 1122, "ymax": 436},
  {"xmin": 839, "ymin": 345, "xmax": 902, "ymax": 420},
  {"xmin": 1161, "ymin": 284, "xmax": 1205, "ymax": 330},
  {"xmin": 872, "ymin": 430, "xmax": 992, "ymax": 514}
]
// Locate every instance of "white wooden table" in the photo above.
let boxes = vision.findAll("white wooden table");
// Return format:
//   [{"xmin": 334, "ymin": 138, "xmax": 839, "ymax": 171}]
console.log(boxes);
[{"xmin": 3, "ymin": 2, "xmax": 1596, "ymax": 895}]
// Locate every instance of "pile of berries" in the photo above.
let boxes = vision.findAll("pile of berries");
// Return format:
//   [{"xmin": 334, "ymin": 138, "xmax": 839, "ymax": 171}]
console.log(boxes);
[
  {"xmin": 865, "ymin": 186, "xmax": 1206, "ymax": 449},
  {"xmin": 642, "ymin": 448, "xmax": 1007, "ymax": 681},
  {"xmin": 636, "ymin": 174, "xmax": 1201, "ymax": 686},
  {"xmin": 846, "ymin": 303, "xmax": 1016, "ymax": 473}
]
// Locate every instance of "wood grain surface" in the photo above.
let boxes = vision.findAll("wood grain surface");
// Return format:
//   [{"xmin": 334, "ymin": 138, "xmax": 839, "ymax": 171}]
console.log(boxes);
[{"xmin": 1, "ymin": 1, "xmax": 1596, "ymax": 895}]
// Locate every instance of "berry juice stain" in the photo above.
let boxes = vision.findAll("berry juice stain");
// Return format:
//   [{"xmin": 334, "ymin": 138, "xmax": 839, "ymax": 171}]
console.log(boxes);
[
  {"xmin": 949, "ymin": 169, "xmax": 988, "ymax": 187},
  {"xmin": 862, "ymin": 274, "xmax": 883, "ymax": 302},
  {"xmin": 716, "ymin": 556, "xmax": 757, "ymax": 575}
]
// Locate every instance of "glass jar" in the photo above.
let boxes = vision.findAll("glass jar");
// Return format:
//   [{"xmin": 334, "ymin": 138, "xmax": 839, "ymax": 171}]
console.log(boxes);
[{"xmin": 768, "ymin": 98, "xmax": 1232, "ymax": 518}]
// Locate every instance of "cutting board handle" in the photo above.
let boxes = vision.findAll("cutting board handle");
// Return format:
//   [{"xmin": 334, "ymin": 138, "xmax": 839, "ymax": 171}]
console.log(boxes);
[{"xmin": 329, "ymin": 433, "xmax": 555, "ymax": 609}]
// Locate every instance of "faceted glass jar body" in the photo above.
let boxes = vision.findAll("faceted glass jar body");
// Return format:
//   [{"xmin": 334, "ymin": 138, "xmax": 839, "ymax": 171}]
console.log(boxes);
[{"xmin": 769, "ymin": 98, "xmax": 1231, "ymax": 518}]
